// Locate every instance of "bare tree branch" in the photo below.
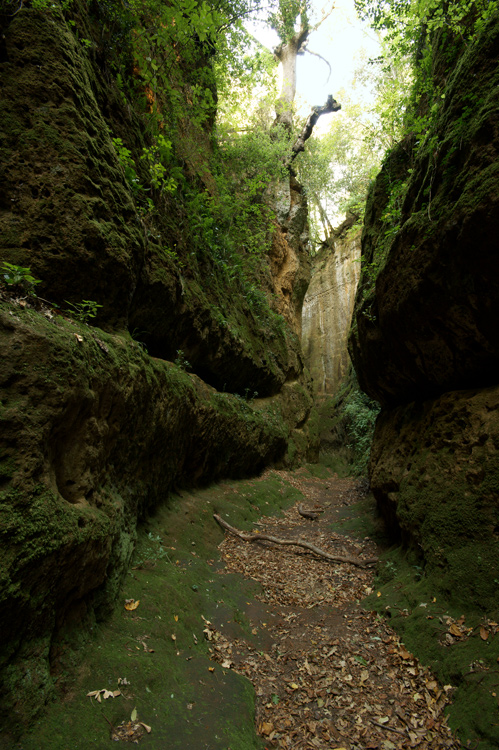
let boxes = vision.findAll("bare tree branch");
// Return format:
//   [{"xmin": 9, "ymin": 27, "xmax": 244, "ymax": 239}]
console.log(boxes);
[
  {"xmin": 290, "ymin": 94, "xmax": 341, "ymax": 162},
  {"xmin": 303, "ymin": 47, "xmax": 332, "ymax": 82}
]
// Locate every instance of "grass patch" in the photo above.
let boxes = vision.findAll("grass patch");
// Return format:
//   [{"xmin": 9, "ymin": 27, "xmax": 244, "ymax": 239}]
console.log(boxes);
[
  {"xmin": 328, "ymin": 492, "xmax": 389, "ymax": 544},
  {"xmin": 318, "ymin": 451, "xmax": 352, "ymax": 478}
]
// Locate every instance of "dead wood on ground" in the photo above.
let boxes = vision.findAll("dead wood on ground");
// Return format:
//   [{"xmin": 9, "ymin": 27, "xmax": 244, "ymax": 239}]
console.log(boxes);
[{"xmin": 214, "ymin": 514, "xmax": 377, "ymax": 568}]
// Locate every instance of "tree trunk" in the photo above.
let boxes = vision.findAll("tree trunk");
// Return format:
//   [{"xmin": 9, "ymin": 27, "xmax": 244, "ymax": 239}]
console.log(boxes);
[{"xmin": 274, "ymin": 23, "xmax": 309, "ymax": 130}]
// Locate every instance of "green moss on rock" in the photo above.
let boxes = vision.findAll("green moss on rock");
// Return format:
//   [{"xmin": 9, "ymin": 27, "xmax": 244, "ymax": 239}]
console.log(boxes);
[
  {"xmin": 370, "ymin": 385, "xmax": 499, "ymax": 611},
  {"xmin": 0, "ymin": 301, "xmax": 294, "ymax": 726}
]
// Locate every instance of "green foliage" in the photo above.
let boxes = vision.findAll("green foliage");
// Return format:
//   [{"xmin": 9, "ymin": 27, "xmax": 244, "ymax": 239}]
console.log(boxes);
[
  {"xmin": 122, "ymin": 0, "xmax": 247, "ymax": 133},
  {"xmin": 322, "ymin": 372, "xmax": 380, "ymax": 476},
  {"xmin": 342, "ymin": 387, "xmax": 380, "ymax": 475},
  {"xmin": 294, "ymin": 44, "xmax": 411, "ymax": 245},
  {"xmin": 64, "ymin": 299, "xmax": 102, "ymax": 323},
  {"xmin": 31, "ymin": 0, "xmax": 73, "ymax": 10},
  {"xmin": 375, "ymin": 172, "xmax": 409, "ymax": 256},
  {"xmin": 112, "ymin": 137, "xmax": 143, "ymax": 195},
  {"xmin": 355, "ymin": 0, "xmax": 499, "ymax": 151},
  {"xmin": 269, "ymin": 0, "xmax": 309, "ymax": 41},
  {"xmin": 1, "ymin": 263, "xmax": 41, "ymax": 293},
  {"xmin": 93, "ymin": 0, "xmax": 294, "ymax": 318},
  {"xmin": 212, "ymin": 47, "xmax": 291, "ymax": 266},
  {"xmin": 354, "ymin": 0, "xmax": 497, "ymax": 59},
  {"xmin": 140, "ymin": 134, "xmax": 177, "ymax": 192},
  {"xmin": 295, "ymin": 97, "xmax": 384, "ymax": 245},
  {"xmin": 112, "ymin": 134, "xmax": 181, "ymax": 209},
  {"xmin": 174, "ymin": 349, "xmax": 191, "ymax": 370}
]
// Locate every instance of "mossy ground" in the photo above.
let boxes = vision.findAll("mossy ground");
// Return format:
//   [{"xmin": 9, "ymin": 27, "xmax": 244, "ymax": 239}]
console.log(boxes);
[
  {"xmin": 4, "ymin": 464, "xmax": 497, "ymax": 749},
  {"xmin": 326, "ymin": 490, "xmax": 499, "ymax": 748},
  {"xmin": 10, "ymin": 471, "xmax": 304, "ymax": 750},
  {"xmin": 363, "ymin": 545, "xmax": 499, "ymax": 749}
]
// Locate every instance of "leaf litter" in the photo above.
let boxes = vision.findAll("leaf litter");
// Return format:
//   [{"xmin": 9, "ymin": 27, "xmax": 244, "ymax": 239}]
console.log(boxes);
[{"xmin": 211, "ymin": 471, "xmax": 461, "ymax": 749}]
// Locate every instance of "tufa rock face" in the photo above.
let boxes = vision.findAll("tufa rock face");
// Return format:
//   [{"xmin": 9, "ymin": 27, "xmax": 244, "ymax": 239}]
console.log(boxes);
[
  {"xmin": 349, "ymin": 11, "xmax": 499, "ymax": 607},
  {"xmin": 0, "ymin": 0, "xmax": 317, "ymax": 729},
  {"xmin": 302, "ymin": 229, "xmax": 361, "ymax": 397},
  {"xmin": 0, "ymin": 304, "xmax": 289, "ymax": 726},
  {"xmin": 369, "ymin": 385, "xmax": 499, "ymax": 610},
  {"xmin": 349, "ymin": 17, "xmax": 499, "ymax": 407},
  {"xmin": 0, "ymin": 4, "xmax": 309, "ymax": 400},
  {"xmin": 0, "ymin": 8, "xmax": 145, "ymax": 328}
]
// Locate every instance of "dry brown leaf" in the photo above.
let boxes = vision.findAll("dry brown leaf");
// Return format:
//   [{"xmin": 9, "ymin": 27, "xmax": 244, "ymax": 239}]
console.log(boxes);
[
  {"xmin": 124, "ymin": 599, "xmax": 140, "ymax": 611},
  {"xmin": 480, "ymin": 627, "xmax": 489, "ymax": 641},
  {"xmin": 139, "ymin": 722, "xmax": 152, "ymax": 733},
  {"xmin": 212, "ymin": 480, "xmax": 461, "ymax": 750},
  {"xmin": 87, "ymin": 688, "xmax": 121, "ymax": 701},
  {"xmin": 260, "ymin": 721, "xmax": 274, "ymax": 735}
]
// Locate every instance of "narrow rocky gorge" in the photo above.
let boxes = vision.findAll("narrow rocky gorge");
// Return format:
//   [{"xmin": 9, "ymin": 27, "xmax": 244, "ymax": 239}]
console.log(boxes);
[{"xmin": 0, "ymin": 0, "xmax": 498, "ymax": 748}]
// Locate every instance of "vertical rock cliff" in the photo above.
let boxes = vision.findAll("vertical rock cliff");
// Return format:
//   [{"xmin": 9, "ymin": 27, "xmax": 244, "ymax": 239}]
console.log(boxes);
[
  {"xmin": 302, "ymin": 225, "xmax": 361, "ymax": 397},
  {"xmin": 0, "ymin": 0, "xmax": 317, "ymax": 728},
  {"xmin": 349, "ymin": 11, "xmax": 499, "ymax": 611}
]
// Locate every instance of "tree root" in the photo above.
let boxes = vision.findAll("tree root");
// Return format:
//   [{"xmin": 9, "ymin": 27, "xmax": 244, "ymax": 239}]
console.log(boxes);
[{"xmin": 214, "ymin": 514, "xmax": 377, "ymax": 568}]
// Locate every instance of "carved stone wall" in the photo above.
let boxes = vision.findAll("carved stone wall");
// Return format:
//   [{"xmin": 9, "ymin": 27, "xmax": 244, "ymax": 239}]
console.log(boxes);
[{"xmin": 302, "ymin": 231, "xmax": 361, "ymax": 396}]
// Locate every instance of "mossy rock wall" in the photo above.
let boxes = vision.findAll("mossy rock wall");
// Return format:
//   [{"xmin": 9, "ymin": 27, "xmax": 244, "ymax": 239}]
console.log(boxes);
[
  {"xmin": 349, "ymin": 13, "xmax": 499, "ymax": 407},
  {"xmin": 0, "ymin": 301, "xmax": 295, "ymax": 724},
  {"xmin": 0, "ymin": 4, "xmax": 148, "ymax": 329},
  {"xmin": 369, "ymin": 386, "xmax": 499, "ymax": 610},
  {"xmin": 0, "ymin": 2, "xmax": 309, "ymax": 399},
  {"xmin": 0, "ymin": 0, "xmax": 317, "ymax": 725},
  {"xmin": 349, "ymin": 12, "xmax": 499, "ymax": 610}
]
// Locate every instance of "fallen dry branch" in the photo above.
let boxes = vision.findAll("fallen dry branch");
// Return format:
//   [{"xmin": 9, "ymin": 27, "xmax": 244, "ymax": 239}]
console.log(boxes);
[
  {"xmin": 214, "ymin": 514, "xmax": 376, "ymax": 568},
  {"xmin": 370, "ymin": 719, "xmax": 407, "ymax": 736},
  {"xmin": 298, "ymin": 504, "xmax": 322, "ymax": 520}
]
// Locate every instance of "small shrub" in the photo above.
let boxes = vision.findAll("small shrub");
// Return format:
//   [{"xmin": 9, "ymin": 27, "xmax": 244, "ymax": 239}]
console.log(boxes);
[
  {"xmin": 1, "ymin": 262, "xmax": 41, "ymax": 293},
  {"xmin": 343, "ymin": 388, "xmax": 380, "ymax": 475},
  {"xmin": 174, "ymin": 349, "xmax": 191, "ymax": 371},
  {"xmin": 65, "ymin": 299, "xmax": 102, "ymax": 323}
]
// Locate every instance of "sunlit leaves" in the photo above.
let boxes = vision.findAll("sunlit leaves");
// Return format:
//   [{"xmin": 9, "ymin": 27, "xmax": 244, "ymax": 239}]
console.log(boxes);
[{"xmin": 269, "ymin": 0, "xmax": 309, "ymax": 41}]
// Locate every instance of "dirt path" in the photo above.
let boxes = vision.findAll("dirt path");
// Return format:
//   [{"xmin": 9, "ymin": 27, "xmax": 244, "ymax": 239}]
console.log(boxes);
[
  {"xmin": 207, "ymin": 469, "xmax": 461, "ymax": 750},
  {"xmin": 14, "ymin": 467, "xmax": 467, "ymax": 750}
]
